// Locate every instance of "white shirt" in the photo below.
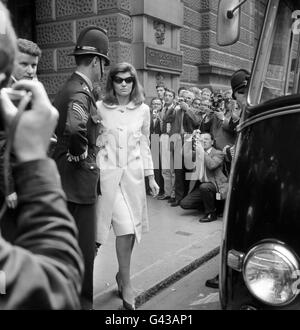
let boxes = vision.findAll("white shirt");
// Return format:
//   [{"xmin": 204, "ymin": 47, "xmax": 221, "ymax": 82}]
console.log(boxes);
[{"xmin": 206, "ymin": 147, "xmax": 213, "ymax": 154}]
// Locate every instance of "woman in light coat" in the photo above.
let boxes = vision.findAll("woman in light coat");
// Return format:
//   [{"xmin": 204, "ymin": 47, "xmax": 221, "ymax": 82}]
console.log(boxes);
[{"xmin": 96, "ymin": 62, "xmax": 159, "ymax": 310}]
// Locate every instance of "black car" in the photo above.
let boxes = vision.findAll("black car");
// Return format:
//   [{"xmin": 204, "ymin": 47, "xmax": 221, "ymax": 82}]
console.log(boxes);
[{"xmin": 217, "ymin": 0, "xmax": 300, "ymax": 309}]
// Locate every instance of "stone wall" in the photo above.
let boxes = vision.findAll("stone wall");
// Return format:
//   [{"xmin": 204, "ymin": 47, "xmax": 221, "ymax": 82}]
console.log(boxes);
[
  {"xmin": 35, "ymin": 0, "xmax": 133, "ymax": 98},
  {"xmin": 180, "ymin": 0, "xmax": 261, "ymax": 92},
  {"xmin": 34, "ymin": 0, "xmax": 267, "ymax": 97}
]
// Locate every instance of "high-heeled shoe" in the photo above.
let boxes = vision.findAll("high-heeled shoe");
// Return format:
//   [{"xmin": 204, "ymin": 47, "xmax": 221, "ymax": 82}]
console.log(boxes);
[
  {"xmin": 115, "ymin": 273, "xmax": 123, "ymax": 299},
  {"xmin": 122, "ymin": 297, "xmax": 136, "ymax": 310},
  {"xmin": 121, "ymin": 286, "xmax": 136, "ymax": 310}
]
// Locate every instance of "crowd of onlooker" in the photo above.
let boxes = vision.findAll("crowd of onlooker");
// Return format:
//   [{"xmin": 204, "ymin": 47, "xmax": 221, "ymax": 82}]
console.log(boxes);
[{"xmin": 147, "ymin": 83, "xmax": 242, "ymax": 222}]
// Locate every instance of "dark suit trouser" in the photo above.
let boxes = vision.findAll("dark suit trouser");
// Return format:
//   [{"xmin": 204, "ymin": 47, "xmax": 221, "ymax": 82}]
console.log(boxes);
[
  {"xmin": 68, "ymin": 201, "xmax": 96, "ymax": 310},
  {"xmin": 174, "ymin": 168, "xmax": 187, "ymax": 202},
  {"xmin": 174, "ymin": 142, "xmax": 189, "ymax": 202},
  {"xmin": 154, "ymin": 150, "xmax": 165, "ymax": 195},
  {"xmin": 180, "ymin": 182, "xmax": 217, "ymax": 214}
]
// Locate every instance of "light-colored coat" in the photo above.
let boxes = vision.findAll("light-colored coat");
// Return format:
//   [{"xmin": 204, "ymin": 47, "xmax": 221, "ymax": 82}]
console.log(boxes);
[{"xmin": 95, "ymin": 101, "xmax": 154, "ymax": 244}]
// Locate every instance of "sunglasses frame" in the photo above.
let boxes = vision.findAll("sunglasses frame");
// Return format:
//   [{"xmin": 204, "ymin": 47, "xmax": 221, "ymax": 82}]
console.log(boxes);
[{"xmin": 113, "ymin": 76, "xmax": 135, "ymax": 84}]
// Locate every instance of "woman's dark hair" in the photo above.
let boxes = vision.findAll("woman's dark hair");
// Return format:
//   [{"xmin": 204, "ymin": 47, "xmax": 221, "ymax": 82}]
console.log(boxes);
[{"xmin": 103, "ymin": 62, "xmax": 145, "ymax": 106}]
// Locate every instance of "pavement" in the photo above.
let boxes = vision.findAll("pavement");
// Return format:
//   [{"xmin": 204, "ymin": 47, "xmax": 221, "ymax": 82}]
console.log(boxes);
[{"xmin": 93, "ymin": 196, "xmax": 222, "ymax": 310}]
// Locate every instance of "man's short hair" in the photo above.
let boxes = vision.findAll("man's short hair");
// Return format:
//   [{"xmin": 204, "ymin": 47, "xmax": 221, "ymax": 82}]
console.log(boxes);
[
  {"xmin": 178, "ymin": 86, "xmax": 187, "ymax": 95},
  {"xmin": 164, "ymin": 88, "xmax": 175, "ymax": 99},
  {"xmin": 201, "ymin": 132, "xmax": 214, "ymax": 142},
  {"xmin": 75, "ymin": 54, "xmax": 96, "ymax": 67},
  {"xmin": 17, "ymin": 38, "xmax": 42, "ymax": 58},
  {"xmin": 156, "ymin": 83, "xmax": 165, "ymax": 90},
  {"xmin": 202, "ymin": 87, "xmax": 212, "ymax": 95}
]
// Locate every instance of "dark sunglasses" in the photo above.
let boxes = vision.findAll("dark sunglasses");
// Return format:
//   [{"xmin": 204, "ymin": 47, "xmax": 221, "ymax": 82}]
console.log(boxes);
[{"xmin": 113, "ymin": 76, "xmax": 134, "ymax": 84}]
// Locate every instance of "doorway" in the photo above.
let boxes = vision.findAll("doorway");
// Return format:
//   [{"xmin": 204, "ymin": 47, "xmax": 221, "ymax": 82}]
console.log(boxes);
[{"xmin": 6, "ymin": 0, "xmax": 37, "ymax": 41}]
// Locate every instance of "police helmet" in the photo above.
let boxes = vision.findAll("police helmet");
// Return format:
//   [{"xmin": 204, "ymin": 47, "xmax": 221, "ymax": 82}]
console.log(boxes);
[
  {"xmin": 231, "ymin": 69, "xmax": 250, "ymax": 99},
  {"xmin": 70, "ymin": 26, "xmax": 110, "ymax": 66}
]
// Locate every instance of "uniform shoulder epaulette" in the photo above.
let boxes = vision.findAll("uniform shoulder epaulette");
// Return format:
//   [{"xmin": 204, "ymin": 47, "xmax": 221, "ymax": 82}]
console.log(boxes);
[{"xmin": 81, "ymin": 82, "xmax": 90, "ymax": 93}]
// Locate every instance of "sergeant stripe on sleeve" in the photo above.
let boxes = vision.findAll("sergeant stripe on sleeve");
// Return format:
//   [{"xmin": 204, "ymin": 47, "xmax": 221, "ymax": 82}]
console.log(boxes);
[{"xmin": 72, "ymin": 103, "xmax": 88, "ymax": 122}]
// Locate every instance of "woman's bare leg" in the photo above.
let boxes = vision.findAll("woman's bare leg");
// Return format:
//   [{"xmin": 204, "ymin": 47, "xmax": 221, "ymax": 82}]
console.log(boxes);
[{"xmin": 116, "ymin": 234, "xmax": 135, "ymax": 305}]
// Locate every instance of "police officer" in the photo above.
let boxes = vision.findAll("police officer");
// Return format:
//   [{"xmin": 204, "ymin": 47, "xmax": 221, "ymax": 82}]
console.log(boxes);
[{"xmin": 52, "ymin": 26, "xmax": 110, "ymax": 309}]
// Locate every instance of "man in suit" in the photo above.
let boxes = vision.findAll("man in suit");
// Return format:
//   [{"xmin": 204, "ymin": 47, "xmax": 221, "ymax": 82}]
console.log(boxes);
[
  {"xmin": 10, "ymin": 38, "xmax": 42, "ymax": 83},
  {"xmin": 150, "ymin": 98, "xmax": 163, "ymax": 135},
  {"xmin": 169, "ymin": 90, "xmax": 198, "ymax": 206},
  {"xmin": 158, "ymin": 88, "xmax": 177, "ymax": 201},
  {"xmin": 180, "ymin": 132, "xmax": 228, "ymax": 222},
  {"xmin": 52, "ymin": 26, "xmax": 110, "ymax": 309},
  {"xmin": 149, "ymin": 97, "xmax": 164, "ymax": 197},
  {"xmin": 156, "ymin": 83, "xmax": 166, "ymax": 106}
]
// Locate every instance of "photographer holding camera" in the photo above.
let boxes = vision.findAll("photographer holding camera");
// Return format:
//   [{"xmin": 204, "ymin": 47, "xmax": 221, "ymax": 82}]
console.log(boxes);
[
  {"xmin": 168, "ymin": 90, "xmax": 199, "ymax": 207},
  {"xmin": 0, "ymin": 3, "xmax": 83, "ymax": 309},
  {"xmin": 205, "ymin": 91, "xmax": 239, "ymax": 151}
]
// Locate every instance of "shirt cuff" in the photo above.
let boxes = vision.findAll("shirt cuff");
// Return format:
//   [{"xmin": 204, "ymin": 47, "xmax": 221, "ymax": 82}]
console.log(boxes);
[{"xmin": 144, "ymin": 169, "xmax": 154, "ymax": 177}]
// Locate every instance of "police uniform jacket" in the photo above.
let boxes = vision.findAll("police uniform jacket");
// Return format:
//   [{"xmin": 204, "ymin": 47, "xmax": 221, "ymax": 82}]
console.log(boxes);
[{"xmin": 53, "ymin": 72, "xmax": 100, "ymax": 204}]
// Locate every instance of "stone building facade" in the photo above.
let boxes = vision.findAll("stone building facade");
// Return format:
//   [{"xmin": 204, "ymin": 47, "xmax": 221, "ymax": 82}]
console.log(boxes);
[{"xmin": 4, "ymin": 0, "xmax": 267, "ymax": 99}]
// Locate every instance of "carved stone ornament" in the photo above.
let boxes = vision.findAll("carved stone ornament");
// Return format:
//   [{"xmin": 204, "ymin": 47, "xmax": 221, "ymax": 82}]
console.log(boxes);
[{"xmin": 153, "ymin": 20, "xmax": 166, "ymax": 45}]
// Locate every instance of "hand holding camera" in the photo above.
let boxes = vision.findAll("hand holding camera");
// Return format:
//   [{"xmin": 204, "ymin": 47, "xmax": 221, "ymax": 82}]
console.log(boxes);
[
  {"xmin": 180, "ymin": 100, "xmax": 189, "ymax": 112},
  {"xmin": 0, "ymin": 80, "xmax": 58, "ymax": 162},
  {"xmin": 191, "ymin": 129, "xmax": 202, "ymax": 150}
]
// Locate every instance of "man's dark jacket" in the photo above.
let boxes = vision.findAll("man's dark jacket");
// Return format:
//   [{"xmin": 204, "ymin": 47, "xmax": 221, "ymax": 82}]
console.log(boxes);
[
  {"xmin": 52, "ymin": 73, "xmax": 100, "ymax": 204},
  {"xmin": 0, "ymin": 159, "xmax": 83, "ymax": 309}
]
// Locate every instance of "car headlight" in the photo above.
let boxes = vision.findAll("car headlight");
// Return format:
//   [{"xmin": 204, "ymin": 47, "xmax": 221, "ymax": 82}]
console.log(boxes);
[{"xmin": 243, "ymin": 242, "xmax": 300, "ymax": 306}]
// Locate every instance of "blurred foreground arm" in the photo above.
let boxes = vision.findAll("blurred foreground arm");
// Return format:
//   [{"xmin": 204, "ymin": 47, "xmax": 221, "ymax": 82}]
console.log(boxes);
[{"xmin": 0, "ymin": 81, "xmax": 84, "ymax": 309}]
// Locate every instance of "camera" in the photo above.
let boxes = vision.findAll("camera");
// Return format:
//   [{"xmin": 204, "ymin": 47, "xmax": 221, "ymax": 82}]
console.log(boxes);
[
  {"xmin": 210, "ymin": 93, "xmax": 224, "ymax": 112},
  {"xmin": 2, "ymin": 88, "xmax": 29, "ymax": 108},
  {"xmin": 0, "ymin": 88, "xmax": 32, "ymax": 130},
  {"xmin": 177, "ymin": 97, "xmax": 185, "ymax": 103}
]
